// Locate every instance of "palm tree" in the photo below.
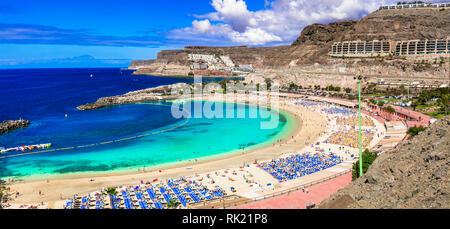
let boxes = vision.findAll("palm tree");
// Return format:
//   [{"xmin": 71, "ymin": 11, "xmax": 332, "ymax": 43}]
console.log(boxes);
[
  {"xmin": 105, "ymin": 187, "xmax": 117, "ymax": 208},
  {"xmin": 167, "ymin": 199, "xmax": 180, "ymax": 209},
  {"xmin": 0, "ymin": 188, "xmax": 4, "ymax": 208},
  {"xmin": 439, "ymin": 94, "xmax": 449, "ymax": 114},
  {"xmin": 105, "ymin": 187, "xmax": 117, "ymax": 195},
  {"xmin": 0, "ymin": 181, "xmax": 8, "ymax": 209}
]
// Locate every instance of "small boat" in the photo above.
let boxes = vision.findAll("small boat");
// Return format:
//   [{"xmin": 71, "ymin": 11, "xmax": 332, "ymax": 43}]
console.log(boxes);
[
  {"xmin": 12, "ymin": 143, "xmax": 52, "ymax": 153},
  {"xmin": 90, "ymin": 74, "xmax": 94, "ymax": 78},
  {"xmin": 0, "ymin": 147, "xmax": 18, "ymax": 154}
]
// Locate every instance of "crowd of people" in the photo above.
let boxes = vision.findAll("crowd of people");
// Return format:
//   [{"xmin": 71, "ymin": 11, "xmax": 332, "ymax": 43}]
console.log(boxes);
[
  {"xmin": 321, "ymin": 107, "xmax": 356, "ymax": 115},
  {"xmin": 324, "ymin": 130, "xmax": 374, "ymax": 149},
  {"xmin": 336, "ymin": 116, "xmax": 375, "ymax": 127},
  {"xmin": 297, "ymin": 101, "xmax": 378, "ymax": 150}
]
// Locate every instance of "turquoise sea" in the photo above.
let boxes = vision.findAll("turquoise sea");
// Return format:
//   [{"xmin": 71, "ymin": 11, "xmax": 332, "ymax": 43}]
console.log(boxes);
[{"xmin": 0, "ymin": 68, "xmax": 291, "ymax": 180}]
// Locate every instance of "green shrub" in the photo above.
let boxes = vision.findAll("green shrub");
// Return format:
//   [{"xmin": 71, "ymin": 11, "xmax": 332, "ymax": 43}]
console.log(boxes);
[
  {"xmin": 289, "ymin": 83, "xmax": 299, "ymax": 90},
  {"xmin": 407, "ymin": 126, "xmax": 426, "ymax": 137},
  {"xmin": 352, "ymin": 149, "xmax": 378, "ymax": 180},
  {"xmin": 384, "ymin": 106, "xmax": 395, "ymax": 113},
  {"xmin": 264, "ymin": 78, "xmax": 272, "ymax": 89}
]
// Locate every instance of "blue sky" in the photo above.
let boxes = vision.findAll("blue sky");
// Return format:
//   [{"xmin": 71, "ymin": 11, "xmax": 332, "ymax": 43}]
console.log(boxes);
[{"xmin": 0, "ymin": 0, "xmax": 435, "ymax": 68}]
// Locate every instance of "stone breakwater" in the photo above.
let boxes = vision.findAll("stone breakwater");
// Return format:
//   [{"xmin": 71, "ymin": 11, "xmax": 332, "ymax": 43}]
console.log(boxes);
[
  {"xmin": 0, "ymin": 120, "xmax": 30, "ymax": 135},
  {"xmin": 77, "ymin": 84, "xmax": 184, "ymax": 110}
]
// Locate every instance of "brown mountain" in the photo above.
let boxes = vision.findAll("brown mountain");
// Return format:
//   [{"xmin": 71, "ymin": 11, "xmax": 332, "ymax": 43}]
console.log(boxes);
[
  {"xmin": 130, "ymin": 7, "xmax": 449, "ymax": 90},
  {"xmin": 131, "ymin": 7, "xmax": 449, "ymax": 69}
]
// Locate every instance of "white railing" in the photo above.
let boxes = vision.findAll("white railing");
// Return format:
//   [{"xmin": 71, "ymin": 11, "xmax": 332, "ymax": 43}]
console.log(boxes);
[{"xmin": 380, "ymin": 2, "xmax": 450, "ymax": 10}]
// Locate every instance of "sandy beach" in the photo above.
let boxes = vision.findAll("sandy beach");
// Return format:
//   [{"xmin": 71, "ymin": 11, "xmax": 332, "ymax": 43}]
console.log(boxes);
[{"xmin": 4, "ymin": 94, "xmax": 328, "ymax": 208}]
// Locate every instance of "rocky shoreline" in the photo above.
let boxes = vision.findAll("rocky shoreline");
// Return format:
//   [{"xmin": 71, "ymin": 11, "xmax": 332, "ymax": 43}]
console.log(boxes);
[
  {"xmin": 77, "ymin": 84, "xmax": 187, "ymax": 110},
  {"xmin": 131, "ymin": 67, "xmax": 241, "ymax": 78},
  {"xmin": 0, "ymin": 119, "xmax": 30, "ymax": 135},
  {"xmin": 132, "ymin": 71, "xmax": 235, "ymax": 78}
]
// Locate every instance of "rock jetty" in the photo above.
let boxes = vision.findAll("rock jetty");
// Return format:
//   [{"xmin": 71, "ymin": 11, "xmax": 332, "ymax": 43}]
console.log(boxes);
[
  {"xmin": 0, "ymin": 119, "xmax": 30, "ymax": 135},
  {"xmin": 77, "ymin": 84, "xmax": 189, "ymax": 110}
]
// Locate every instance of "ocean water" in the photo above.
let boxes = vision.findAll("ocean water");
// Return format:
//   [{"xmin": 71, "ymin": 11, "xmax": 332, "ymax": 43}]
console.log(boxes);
[{"xmin": 0, "ymin": 68, "xmax": 290, "ymax": 180}]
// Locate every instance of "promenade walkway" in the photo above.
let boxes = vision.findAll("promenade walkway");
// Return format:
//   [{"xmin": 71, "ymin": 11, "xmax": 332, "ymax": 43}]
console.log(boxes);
[{"xmin": 232, "ymin": 173, "xmax": 351, "ymax": 209}]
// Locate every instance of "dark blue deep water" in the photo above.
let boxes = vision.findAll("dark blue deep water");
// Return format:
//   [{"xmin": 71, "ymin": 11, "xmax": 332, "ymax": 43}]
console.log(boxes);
[
  {"xmin": 0, "ymin": 68, "xmax": 224, "ymax": 121},
  {"xmin": 0, "ymin": 68, "xmax": 195, "ymax": 147}
]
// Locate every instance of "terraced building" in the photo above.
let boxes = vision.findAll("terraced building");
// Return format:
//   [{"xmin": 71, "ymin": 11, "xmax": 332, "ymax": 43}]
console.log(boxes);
[{"xmin": 329, "ymin": 39, "xmax": 449, "ymax": 58}]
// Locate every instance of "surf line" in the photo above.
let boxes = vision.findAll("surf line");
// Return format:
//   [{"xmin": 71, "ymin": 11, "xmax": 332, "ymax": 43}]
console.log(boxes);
[
  {"xmin": 135, "ymin": 102, "xmax": 174, "ymax": 108},
  {"xmin": 0, "ymin": 117, "xmax": 190, "ymax": 159}
]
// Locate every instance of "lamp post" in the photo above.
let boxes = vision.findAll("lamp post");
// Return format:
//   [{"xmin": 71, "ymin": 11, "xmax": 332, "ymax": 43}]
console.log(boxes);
[
  {"xmin": 354, "ymin": 74, "xmax": 365, "ymax": 177},
  {"xmin": 402, "ymin": 64, "xmax": 410, "ymax": 101},
  {"xmin": 408, "ymin": 67, "xmax": 410, "ymax": 100}
]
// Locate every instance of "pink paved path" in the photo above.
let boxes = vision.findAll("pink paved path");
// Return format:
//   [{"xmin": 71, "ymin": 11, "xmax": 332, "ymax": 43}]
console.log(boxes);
[{"xmin": 232, "ymin": 173, "xmax": 352, "ymax": 209}]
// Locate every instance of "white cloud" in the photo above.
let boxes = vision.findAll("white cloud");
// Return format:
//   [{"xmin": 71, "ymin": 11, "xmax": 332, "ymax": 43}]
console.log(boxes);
[
  {"xmin": 209, "ymin": 0, "xmax": 254, "ymax": 32},
  {"xmin": 229, "ymin": 28, "xmax": 282, "ymax": 45},
  {"xmin": 168, "ymin": 0, "xmax": 397, "ymax": 46},
  {"xmin": 192, "ymin": 19, "xmax": 212, "ymax": 33}
]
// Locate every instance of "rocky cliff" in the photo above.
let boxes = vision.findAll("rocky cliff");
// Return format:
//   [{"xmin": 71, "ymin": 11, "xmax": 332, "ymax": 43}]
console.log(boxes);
[
  {"xmin": 273, "ymin": 7, "xmax": 450, "ymax": 65},
  {"xmin": 343, "ymin": 7, "xmax": 450, "ymax": 41},
  {"xmin": 0, "ymin": 120, "xmax": 30, "ymax": 135},
  {"xmin": 318, "ymin": 115, "xmax": 450, "ymax": 209},
  {"xmin": 130, "ymin": 45, "xmax": 289, "ymax": 71}
]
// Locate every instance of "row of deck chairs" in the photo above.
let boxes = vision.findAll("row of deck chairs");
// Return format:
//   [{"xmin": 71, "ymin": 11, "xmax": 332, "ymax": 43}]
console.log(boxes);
[
  {"xmin": 321, "ymin": 107, "xmax": 356, "ymax": 115},
  {"xmin": 64, "ymin": 193, "xmax": 108, "ymax": 209},
  {"xmin": 70, "ymin": 178, "xmax": 227, "ymax": 209},
  {"xmin": 258, "ymin": 153, "xmax": 343, "ymax": 182}
]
